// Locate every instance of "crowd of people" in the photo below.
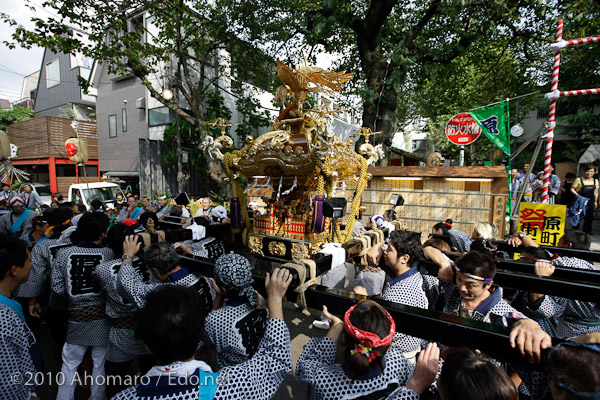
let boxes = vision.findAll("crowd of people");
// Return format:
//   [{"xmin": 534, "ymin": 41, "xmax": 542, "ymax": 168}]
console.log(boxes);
[
  {"xmin": 510, "ymin": 163, "xmax": 598, "ymax": 234},
  {"xmin": 0, "ymin": 185, "xmax": 598, "ymax": 400}
]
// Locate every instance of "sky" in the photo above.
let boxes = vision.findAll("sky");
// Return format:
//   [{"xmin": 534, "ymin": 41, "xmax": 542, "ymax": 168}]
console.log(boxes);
[{"xmin": 0, "ymin": 0, "xmax": 48, "ymax": 102}]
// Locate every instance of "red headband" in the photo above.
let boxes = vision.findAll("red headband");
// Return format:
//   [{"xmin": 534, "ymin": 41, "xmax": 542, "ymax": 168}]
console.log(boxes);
[
  {"xmin": 443, "ymin": 221, "xmax": 452, "ymax": 229},
  {"xmin": 344, "ymin": 303, "xmax": 396, "ymax": 348},
  {"xmin": 519, "ymin": 252, "xmax": 560, "ymax": 264}
]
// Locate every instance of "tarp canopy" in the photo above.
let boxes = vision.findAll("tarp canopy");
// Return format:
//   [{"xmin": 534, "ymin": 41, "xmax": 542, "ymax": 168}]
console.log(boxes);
[
  {"xmin": 578, "ymin": 144, "xmax": 600, "ymax": 165},
  {"xmin": 333, "ymin": 118, "xmax": 360, "ymax": 143}
]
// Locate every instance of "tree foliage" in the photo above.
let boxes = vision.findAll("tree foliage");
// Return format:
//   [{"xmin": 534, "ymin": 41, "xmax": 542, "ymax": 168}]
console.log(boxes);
[
  {"xmin": 253, "ymin": 0, "xmax": 599, "ymax": 165},
  {"xmin": 0, "ymin": 107, "xmax": 33, "ymax": 131},
  {"xmin": 162, "ymin": 89, "xmax": 231, "ymax": 169},
  {"xmin": 413, "ymin": 39, "xmax": 540, "ymax": 165},
  {"xmin": 553, "ymin": 5, "xmax": 600, "ymax": 147},
  {"xmin": 264, "ymin": 0, "xmax": 559, "ymax": 163},
  {"xmin": 1, "ymin": 0, "xmax": 277, "ymax": 136},
  {"xmin": 3, "ymin": 0, "xmax": 599, "ymax": 171}
]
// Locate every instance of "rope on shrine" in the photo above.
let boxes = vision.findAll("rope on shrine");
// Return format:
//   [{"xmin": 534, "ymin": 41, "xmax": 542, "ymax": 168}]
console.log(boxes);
[
  {"xmin": 371, "ymin": 228, "xmax": 385, "ymax": 245},
  {"xmin": 223, "ymin": 150, "xmax": 250, "ymax": 244},
  {"xmin": 137, "ymin": 231, "xmax": 166, "ymax": 248},
  {"xmin": 354, "ymin": 234, "xmax": 372, "ymax": 267},
  {"xmin": 364, "ymin": 231, "xmax": 380, "ymax": 247},
  {"xmin": 391, "ymin": 219, "xmax": 408, "ymax": 231},
  {"xmin": 279, "ymin": 242, "xmax": 319, "ymax": 314},
  {"xmin": 280, "ymin": 259, "xmax": 318, "ymax": 315}
]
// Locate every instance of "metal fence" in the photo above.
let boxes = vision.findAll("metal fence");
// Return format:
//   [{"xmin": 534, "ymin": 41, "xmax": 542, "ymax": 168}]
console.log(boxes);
[{"xmin": 138, "ymin": 138, "xmax": 204, "ymax": 197}]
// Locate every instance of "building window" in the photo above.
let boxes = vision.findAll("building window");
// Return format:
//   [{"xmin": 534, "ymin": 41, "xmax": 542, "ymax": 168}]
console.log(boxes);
[
  {"xmin": 122, "ymin": 108, "xmax": 127, "ymax": 132},
  {"xmin": 109, "ymin": 114, "xmax": 117, "ymax": 138},
  {"xmin": 412, "ymin": 139, "xmax": 425, "ymax": 151},
  {"xmin": 46, "ymin": 59, "xmax": 60, "ymax": 88},
  {"xmin": 70, "ymin": 53, "xmax": 93, "ymax": 69},
  {"xmin": 148, "ymin": 107, "xmax": 175, "ymax": 127},
  {"xmin": 106, "ymin": 30, "xmax": 115, "ymax": 45}
]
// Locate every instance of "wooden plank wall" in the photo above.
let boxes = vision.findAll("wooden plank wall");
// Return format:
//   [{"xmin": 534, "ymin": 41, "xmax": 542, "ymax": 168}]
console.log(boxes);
[
  {"xmin": 6, "ymin": 117, "xmax": 50, "ymax": 158},
  {"xmin": 56, "ymin": 176, "xmax": 99, "ymax": 195},
  {"xmin": 245, "ymin": 167, "xmax": 509, "ymax": 237},
  {"xmin": 7, "ymin": 116, "xmax": 98, "ymax": 160},
  {"xmin": 47, "ymin": 117, "xmax": 98, "ymax": 159},
  {"xmin": 138, "ymin": 138, "xmax": 204, "ymax": 197},
  {"xmin": 343, "ymin": 168, "xmax": 508, "ymax": 236}
]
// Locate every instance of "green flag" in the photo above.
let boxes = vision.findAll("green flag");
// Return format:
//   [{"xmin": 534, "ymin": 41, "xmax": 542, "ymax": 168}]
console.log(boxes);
[{"xmin": 469, "ymin": 101, "xmax": 511, "ymax": 155}]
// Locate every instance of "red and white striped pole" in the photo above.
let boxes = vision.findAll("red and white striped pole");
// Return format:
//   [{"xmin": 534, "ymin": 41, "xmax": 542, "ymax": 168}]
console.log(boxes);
[
  {"xmin": 560, "ymin": 88, "xmax": 600, "ymax": 97},
  {"xmin": 568, "ymin": 36, "xmax": 600, "ymax": 45},
  {"xmin": 540, "ymin": 20, "xmax": 564, "ymax": 204},
  {"xmin": 551, "ymin": 35, "xmax": 600, "ymax": 51}
]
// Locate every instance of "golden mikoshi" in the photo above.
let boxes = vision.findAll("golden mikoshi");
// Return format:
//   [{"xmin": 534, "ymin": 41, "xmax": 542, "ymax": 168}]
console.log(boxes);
[{"xmin": 222, "ymin": 60, "xmax": 377, "ymax": 245}]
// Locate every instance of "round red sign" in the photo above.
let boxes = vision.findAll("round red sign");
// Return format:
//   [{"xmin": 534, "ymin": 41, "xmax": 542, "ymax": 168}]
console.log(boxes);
[
  {"xmin": 66, "ymin": 142, "xmax": 79, "ymax": 157},
  {"xmin": 445, "ymin": 113, "xmax": 481, "ymax": 145}
]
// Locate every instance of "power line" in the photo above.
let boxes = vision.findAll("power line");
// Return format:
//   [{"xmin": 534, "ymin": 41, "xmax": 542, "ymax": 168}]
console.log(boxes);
[
  {"xmin": 0, "ymin": 85, "xmax": 22, "ymax": 94},
  {"xmin": 25, "ymin": 0, "xmax": 61, "ymax": 20},
  {"xmin": 0, "ymin": 64, "xmax": 23, "ymax": 75}
]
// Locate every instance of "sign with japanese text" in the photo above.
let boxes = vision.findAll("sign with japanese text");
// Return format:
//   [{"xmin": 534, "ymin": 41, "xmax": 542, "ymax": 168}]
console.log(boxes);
[
  {"xmin": 445, "ymin": 113, "xmax": 481, "ymax": 146},
  {"xmin": 517, "ymin": 202, "xmax": 566, "ymax": 247}
]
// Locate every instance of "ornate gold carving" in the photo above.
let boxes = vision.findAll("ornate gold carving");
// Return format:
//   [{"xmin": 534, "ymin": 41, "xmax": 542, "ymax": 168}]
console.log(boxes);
[
  {"xmin": 353, "ymin": 128, "xmax": 385, "ymax": 166},
  {"xmin": 222, "ymin": 60, "xmax": 369, "ymax": 246},
  {"xmin": 237, "ymin": 129, "xmax": 315, "ymax": 176},
  {"xmin": 268, "ymin": 241, "xmax": 287, "ymax": 257},
  {"xmin": 328, "ymin": 136, "xmax": 363, "ymax": 178},
  {"xmin": 248, "ymin": 236, "xmax": 264, "ymax": 256},
  {"xmin": 308, "ymin": 239, "xmax": 326, "ymax": 255},
  {"xmin": 201, "ymin": 119, "xmax": 236, "ymax": 160},
  {"xmin": 275, "ymin": 59, "xmax": 353, "ymax": 109},
  {"xmin": 292, "ymin": 242, "xmax": 310, "ymax": 260}
]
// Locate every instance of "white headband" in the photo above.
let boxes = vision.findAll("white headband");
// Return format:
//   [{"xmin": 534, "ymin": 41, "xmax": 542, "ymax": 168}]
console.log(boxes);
[{"xmin": 455, "ymin": 266, "xmax": 494, "ymax": 282}]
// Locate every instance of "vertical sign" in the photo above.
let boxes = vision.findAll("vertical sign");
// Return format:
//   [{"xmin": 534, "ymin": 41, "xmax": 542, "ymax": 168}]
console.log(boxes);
[
  {"xmin": 492, "ymin": 196, "xmax": 506, "ymax": 234},
  {"xmin": 517, "ymin": 202, "xmax": 566, "ymax": 247}
]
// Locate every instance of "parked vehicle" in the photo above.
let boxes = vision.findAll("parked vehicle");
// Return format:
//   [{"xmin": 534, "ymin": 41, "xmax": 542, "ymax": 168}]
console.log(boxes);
[
  {"xmin": 17, "ymin": 182, "xmax": 53, "ymax": 206},
  {"xmin": 68, "ymin": 182, "xmax": 125, "ymax": 210}
]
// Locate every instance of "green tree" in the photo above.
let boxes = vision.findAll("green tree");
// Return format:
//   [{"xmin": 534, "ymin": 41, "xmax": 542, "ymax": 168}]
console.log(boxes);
[
  {"xmin": 163, "ymin": 90, "xmax": 232, "ymax": 167},
  {"xmin": 271, "ymin": 0, "xmax": 561, "ymax": 164},
  {"xmin": 1, "ymin": 0, "xmax": 278, "ymax": 192},
  {"xmin": 553, "ymin": 6, "xmax": 600, "ymax": 151},
  {"xmin": 0, "ymin": 107, "xmax": 33, "ymax": 131},
  {"xmin": 253, "ymin": 0, "xmax": 600, "ymax": 166},
  {"xmin": 412, "ymin": 39, "xmax": 540, "ymax": 165},
  {"xmin": 234, "ymin": 93, "xmax": 271, "ymax": 141}
]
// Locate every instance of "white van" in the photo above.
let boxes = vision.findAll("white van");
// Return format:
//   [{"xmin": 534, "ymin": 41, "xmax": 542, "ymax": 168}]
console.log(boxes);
[
  {"xmin": 68, "ymin": 182, "xmax": 125, "ymax": 210},
  {"xmin": 17, "ymin": 183, "xmax": 53, "ymax": 206}
]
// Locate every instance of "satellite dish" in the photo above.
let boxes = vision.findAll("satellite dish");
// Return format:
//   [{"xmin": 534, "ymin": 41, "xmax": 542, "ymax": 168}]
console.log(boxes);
[{"xmin": 510, "ymin": 124, "xmax": 524, "ymax": 137}]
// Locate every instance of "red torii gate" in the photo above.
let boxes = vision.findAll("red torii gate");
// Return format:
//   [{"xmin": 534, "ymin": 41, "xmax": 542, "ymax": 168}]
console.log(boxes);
[{"xmin": 541, "ymin": 20, "xmax": 600, "ymax": 203}]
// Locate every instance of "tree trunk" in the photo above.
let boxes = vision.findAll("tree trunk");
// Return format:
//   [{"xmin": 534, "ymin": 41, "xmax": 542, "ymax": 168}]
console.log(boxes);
[
  {"xmin": 355, "ymin": 24, "xmax": 401, "ymax": 166},
  {"xmin": 469, "ymin": 141, "xmax": 478, "ymax": 165},
  {"xmin": 361, "ymin": 86, "xmax": 398, "ymax": 166},
  {"xmin": 175, "ymin": 88, "xmax": 185, "ymax": 194},
  {"xmin": 176, "ymin": 113, "xmax": 184, "ymax": 193}
]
